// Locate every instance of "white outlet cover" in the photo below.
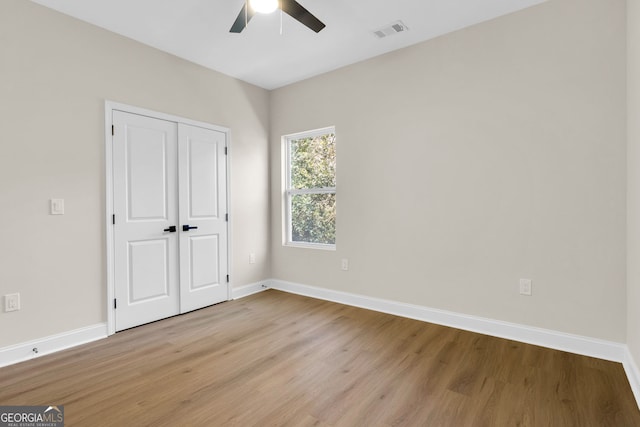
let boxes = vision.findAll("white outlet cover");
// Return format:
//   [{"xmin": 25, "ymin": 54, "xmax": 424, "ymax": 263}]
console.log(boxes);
[
  {"xmin": 5, "ymin": 293, "xmax": 20, "ymax": 312},
  {"xmin": 341, "ymin": 258, "xmax": 349, "ymax": 271},
  {"xmin": 50, "ymin": 198, "xmax": 64, "ymax": 215},
  {"xmin": 520, "ymin": 279, "xmax": 532, "ymax": 296}
]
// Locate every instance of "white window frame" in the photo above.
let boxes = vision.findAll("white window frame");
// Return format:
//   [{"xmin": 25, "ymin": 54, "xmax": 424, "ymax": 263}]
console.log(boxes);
[{"xmin": 283, "ymin": 126, "xmax": 336, "ymax": 250}]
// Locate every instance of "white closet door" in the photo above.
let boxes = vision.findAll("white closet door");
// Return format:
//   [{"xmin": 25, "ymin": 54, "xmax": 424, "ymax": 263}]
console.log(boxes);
[
  {"xmin": 178, "ymin": 123, "xmax": 228, "ymax": 313},
  {"xmin": 113, "ymin": 111, "xmax": 180, "ymax": 331}
]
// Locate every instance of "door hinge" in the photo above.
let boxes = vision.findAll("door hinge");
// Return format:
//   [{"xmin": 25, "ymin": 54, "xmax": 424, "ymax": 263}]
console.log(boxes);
[
  {"xmin": 112, "ymin": 125, "xmax": 114, "ymax": 136},
  {"xmin": 226, "ymin": 274, "xmax": 230, "ymax": 283},
  {"xmin": 114, "ymin": 299, "xmax": 117, "ymax": 309},
  {"xmin": 225, "ymin": 213, "xmax": 228, "ymax": 222},
  {"xmin": 112, "ymin": 214, "xmax": 115, "ymax": 225},
  {"xmin": 224, "ymin": 146, "xmax": 228, "ymax": 155}
]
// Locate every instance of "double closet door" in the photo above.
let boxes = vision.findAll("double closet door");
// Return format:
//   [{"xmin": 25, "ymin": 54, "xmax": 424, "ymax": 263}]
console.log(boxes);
[{"xmin": 112, "ymin": 110, "xmax": 228, "ymax": 331}]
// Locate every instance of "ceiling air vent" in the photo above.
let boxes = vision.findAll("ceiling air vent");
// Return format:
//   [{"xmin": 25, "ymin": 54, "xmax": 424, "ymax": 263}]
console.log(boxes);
[{"xmin": 373, "ymin": 20, "xmax": 409, "ymax": 39}]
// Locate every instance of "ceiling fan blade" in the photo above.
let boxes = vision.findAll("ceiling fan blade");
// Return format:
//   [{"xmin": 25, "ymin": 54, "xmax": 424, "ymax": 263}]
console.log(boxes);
[
  {"xmin": 230, "ymin": 2, "xmax": 255, "ymax": 33},
  {"xmin": 280, "ymin": 0, "xmax": 326, "ymax": 33}
]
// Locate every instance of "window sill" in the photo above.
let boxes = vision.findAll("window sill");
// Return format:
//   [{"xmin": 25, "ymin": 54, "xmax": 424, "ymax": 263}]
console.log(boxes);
[{"xmin": 284, "ymin": 242, "xmax": 336, "ymax": 251}]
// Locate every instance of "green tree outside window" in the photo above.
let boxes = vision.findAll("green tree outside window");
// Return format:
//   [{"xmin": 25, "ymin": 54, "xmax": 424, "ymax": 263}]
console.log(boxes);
[{"xmin": 286, "ymin": 130, "xmax": 336, "ymax": 246}]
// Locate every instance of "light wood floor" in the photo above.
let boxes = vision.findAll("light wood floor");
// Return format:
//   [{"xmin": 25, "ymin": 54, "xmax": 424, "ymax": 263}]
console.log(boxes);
[{"xmin": 1, "ymin": 290, "xmax": 639, "ymax": 426}]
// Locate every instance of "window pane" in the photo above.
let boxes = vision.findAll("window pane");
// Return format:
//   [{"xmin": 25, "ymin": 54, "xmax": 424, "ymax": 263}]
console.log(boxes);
[
  {"xmin": 291, "ymin": 193, "xmax": 336, "ymax": 245},
  {"xmin": 290, "ymin": 133, "xmax": 336, "ymax": 189}
]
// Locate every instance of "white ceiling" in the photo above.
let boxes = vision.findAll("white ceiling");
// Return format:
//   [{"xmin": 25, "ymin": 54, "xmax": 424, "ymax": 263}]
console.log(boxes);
[{"xmin": 30, "ymin": 0, "xmax": 546, "ymax": 90}]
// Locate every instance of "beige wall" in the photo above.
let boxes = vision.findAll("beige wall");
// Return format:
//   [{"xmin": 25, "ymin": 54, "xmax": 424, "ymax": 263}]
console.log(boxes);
[
  {"xmin": 628, "ymin": 0, "xmax": 640, "ymax": 363},
  {"xmin": 0, "ymin": 0, "xmax": 631, "ymax": 352},
  {"xmin": 0, "ymin": 0, "xmax": 270, "ymax": 347},
  {"xmin": 270, "ymin": 0, "xmax": 627, "ymax": 341}
]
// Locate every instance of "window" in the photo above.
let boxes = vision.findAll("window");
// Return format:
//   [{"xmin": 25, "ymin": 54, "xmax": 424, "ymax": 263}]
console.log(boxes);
[{"xmin": 284, "ymin": 127, "xmax": 336, "ymax": 249}]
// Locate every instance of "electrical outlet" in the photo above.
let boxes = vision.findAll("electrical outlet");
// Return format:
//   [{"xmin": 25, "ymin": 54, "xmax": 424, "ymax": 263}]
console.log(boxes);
[
  {"xmin": 50, "ymin": 198, "xmax": 64, "ymax": 215},
  {"xmin": 341, "ymin": 258, "xmax": 349, "ymax": 271},
  {"xmin": 519, "ymin": 279, "xmax": 532, "ymax": 296},
  {"xmin": 249, "ymin": 253, "xmax": 256, "ymax": 264},
  {"xmin": 5, "ymin": 293, "xmax": 20, "ymax": 312}
]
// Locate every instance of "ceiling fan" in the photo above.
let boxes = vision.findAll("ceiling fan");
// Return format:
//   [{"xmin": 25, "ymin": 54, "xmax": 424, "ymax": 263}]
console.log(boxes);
[{"xmin": 230, "ymin": 0, "xmax": 326, "ymax": 33}]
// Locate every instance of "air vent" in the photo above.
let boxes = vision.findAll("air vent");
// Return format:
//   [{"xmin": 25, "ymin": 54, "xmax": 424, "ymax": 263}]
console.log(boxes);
[{"xmin": 373, "ymin": 20, "xmax": 409, "ymax": 39}]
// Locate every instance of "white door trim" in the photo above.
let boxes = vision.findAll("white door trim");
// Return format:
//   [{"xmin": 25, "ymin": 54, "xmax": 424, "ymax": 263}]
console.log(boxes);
[{"xmin": 104, "ymin": 101, "xmax": 232, "ymax": 335}]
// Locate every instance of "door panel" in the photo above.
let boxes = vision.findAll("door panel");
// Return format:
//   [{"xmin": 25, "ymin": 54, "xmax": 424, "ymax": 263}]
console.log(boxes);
[
  {"xmin": 113, "ymin": 111, "xmax": 179, "ymax": 331},
  {"xmin": 189, "ymin": 138, "xmax": 219, "ymax": 218},
  {"xmin": 189, "ymin": 235, "xmax": 220, "ymax": 290},
  {"xmin": 179, "ymin": 123, "xmax": 228, "ymax": 313},
  {"xmin": 128, "ymin": 239, "xmax": 169, "ymax": 302},
  {"xmin": 126, "ymin": 127, "xmax": 170, "ymax": 220}
]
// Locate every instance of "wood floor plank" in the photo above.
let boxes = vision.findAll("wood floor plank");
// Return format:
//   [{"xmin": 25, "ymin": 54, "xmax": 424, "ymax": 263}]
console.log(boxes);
[{"xmin": 1, "ymin": 290, "xmax": 638, "ymax": 426}]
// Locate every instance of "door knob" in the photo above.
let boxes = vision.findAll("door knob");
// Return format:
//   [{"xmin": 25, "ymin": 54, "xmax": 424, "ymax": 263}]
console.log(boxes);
[
  {"xmin": 182, "ymin": 225, "xmax": 198, "ymax": 231},
  {"xmin": 163, "ymin": 226, "xmax": 177, "ymax": 232}
]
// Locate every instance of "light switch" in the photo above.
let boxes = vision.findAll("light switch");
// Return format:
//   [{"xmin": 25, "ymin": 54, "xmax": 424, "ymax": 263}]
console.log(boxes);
[{"xmin": 50, "ymin": 199, "xmax": 64, "ymax": 215}]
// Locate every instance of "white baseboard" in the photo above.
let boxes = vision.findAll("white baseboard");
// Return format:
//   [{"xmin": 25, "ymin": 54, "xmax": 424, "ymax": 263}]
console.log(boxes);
[
  {"xmin": 0, "ymin": 323, "xmax": 108, "ymax": 368},
  {"xmin": 269, "ymin": 279, "xmax": 626, "ymax": 363},
  {"xmin": 272, "ymin": 276, "xmax": 640, "ymax": 410},
  {"xmin": 624, "ymin": 348, "xmax": 640, "ymax": 408},
  {"xmin": 232, "ymin": 281, "xmax": 270, "ymax": 300},
  {"xmin": 0, "ymin": 280, "xmax": 273, "ymax": 368}
]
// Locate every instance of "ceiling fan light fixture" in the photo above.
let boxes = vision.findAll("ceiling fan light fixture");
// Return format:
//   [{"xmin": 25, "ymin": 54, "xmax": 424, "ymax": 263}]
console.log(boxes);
[{"xmin": 250, "ymin": 0, "xmax": 278, "ymax": 14}]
